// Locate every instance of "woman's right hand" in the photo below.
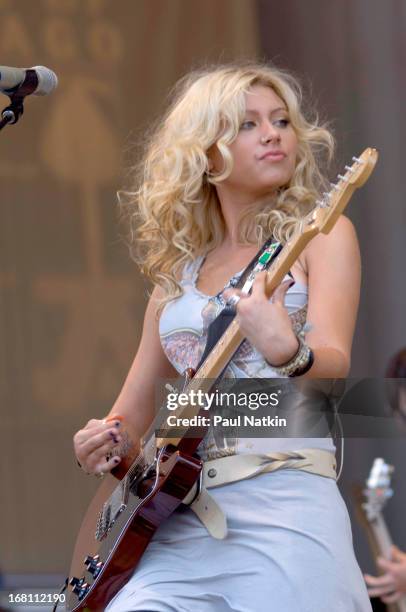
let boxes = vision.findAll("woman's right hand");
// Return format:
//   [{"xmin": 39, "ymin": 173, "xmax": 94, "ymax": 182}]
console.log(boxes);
[{"xmin": 73, "ymin": 418, "xmax": 122, "ymax": 476}]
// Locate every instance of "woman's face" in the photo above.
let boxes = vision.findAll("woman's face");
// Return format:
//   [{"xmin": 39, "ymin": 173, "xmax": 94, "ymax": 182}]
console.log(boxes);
[{"xmin": 209, "ymin": 84, "xmax": 298, "ymax": 199}]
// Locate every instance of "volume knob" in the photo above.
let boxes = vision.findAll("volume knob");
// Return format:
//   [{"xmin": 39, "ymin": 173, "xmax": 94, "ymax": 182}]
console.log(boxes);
[
  {"xmin": 69, "ymin": 576, "xmax": 84, "ymax": 595},
  {"xmin": 84, "ymin": 554, "xmax": 103, "ymax": 578},
  {"xmin": 69, "ymin": 576, "xmax": 89, "ymax": 599},
  {"xmin": 84, "ymin": 554, "xmax": 100, "ymax": 567}
]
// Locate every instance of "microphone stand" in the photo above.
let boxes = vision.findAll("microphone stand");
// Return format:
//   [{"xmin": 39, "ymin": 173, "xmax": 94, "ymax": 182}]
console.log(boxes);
[
  {"xmin": 0, "ymin": 69, "xmax": 38, "ymax": 132},
  {"xmin": 0, "ymin": 96, "xmax": 25, "ymax": 130}
]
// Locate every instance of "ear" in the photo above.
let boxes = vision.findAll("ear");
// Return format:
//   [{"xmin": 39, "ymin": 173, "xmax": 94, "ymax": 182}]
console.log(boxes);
[
  {"xmin": 207, "ymin": 143, "xmax": 221, "ymax": 173},
  {"xmin": 206, "ymin": 147, "xmax": 214, "ymax": 172}
]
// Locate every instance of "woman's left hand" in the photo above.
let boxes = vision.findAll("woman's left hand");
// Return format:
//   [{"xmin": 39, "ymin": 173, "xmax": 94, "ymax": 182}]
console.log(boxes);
[{"xmin": 222, "ymin": 270, "xmax": 299, "ymax": 366}]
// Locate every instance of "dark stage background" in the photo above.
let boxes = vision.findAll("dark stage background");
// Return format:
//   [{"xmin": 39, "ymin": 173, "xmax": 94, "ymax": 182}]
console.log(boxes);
[{"xmin": 1, "ymin": 0, "xmax": 405, "ymax": 590}]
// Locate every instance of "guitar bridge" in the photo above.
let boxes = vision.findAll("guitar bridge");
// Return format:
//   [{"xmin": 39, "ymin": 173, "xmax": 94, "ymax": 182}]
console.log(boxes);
[{"xmin": 95, "ymin": 476, "xmax": 130, "ymax": 541}]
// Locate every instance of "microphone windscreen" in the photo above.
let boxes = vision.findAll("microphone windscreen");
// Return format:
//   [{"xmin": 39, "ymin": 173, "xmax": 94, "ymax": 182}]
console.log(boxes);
[{"xmin": 31, "ymin": 65, "xmax": 58, "ymax": 96}]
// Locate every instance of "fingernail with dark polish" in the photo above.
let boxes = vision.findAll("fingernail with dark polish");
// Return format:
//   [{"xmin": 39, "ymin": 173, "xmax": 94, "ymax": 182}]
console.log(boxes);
[{"xmin": 113, "ymin": 457, "xmax": 120, "ymax": 463}]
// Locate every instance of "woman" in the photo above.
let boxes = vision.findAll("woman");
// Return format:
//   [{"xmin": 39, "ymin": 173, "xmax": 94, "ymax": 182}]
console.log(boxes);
[{"xmin": 74, "ymin": 62, "xmax": 371, "ymax": 611}]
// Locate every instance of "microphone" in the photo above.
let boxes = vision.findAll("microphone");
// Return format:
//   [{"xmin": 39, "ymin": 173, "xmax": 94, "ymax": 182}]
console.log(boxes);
[{"xmin": 0, "ymin": 65, "xmax": 58, "ymax": 96}]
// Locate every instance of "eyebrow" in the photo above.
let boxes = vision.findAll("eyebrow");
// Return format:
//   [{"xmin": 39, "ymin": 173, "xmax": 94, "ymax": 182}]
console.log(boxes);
[{"xmin": 244, "ymin": 107, "xmax": 288, "ymax": 116}]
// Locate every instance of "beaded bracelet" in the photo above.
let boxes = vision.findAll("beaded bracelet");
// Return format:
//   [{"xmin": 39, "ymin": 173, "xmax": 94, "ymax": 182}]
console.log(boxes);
[{"xmin": 266, "ymin": 336, "xmax": 314, "ymax": 377}]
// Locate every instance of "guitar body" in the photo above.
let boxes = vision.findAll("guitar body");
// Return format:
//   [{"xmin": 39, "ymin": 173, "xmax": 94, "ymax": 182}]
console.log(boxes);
[{"xmin": 67, "ymin": 446, "xmax": 202, "ymax": 611}]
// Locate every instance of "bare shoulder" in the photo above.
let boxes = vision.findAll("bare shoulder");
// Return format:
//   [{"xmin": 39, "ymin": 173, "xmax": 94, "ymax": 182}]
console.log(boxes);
[
  {"xmin": 140, "ymin": 285, "xmax": 159, "ymax": 324},
  {"xmin": 304, "ymin": 214, "xmax": 360, "ymax": 269},
  {"xmin": 149, "ymin": 283, "xmax": 165, "ymax": 302}
]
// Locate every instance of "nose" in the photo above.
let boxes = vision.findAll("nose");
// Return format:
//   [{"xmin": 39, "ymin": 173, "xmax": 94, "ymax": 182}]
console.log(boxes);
[{"xmin": 260, "ymin": 121, "xmax": 281, "ymax": 145}]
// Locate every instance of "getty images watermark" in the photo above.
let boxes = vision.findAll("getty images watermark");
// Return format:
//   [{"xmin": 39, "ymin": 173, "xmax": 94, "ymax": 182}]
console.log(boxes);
[{"xmin": 165, "ymin": 388, "xmax": 287, "ymax": 429}]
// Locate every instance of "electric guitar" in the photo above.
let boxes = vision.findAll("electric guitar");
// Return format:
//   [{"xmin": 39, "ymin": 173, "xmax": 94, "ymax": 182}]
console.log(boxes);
[
  {"xmin": 65, "ymin": 148, "xmax": 378, "ymax": 611},
  {"xmin": 353, "ymin": 458, "xmax": 406, "ymax": 612}
]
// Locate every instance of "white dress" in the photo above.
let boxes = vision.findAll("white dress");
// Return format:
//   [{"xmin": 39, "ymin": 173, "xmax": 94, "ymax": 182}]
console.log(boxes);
[{"xmin": 106, "ymin": 257, "xmax": 371, "ymax": 612}]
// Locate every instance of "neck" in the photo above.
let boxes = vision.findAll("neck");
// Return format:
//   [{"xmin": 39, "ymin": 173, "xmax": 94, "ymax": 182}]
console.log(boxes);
[{"xmin": 215, "ymin": 185, "xmax": 275, "ymax": 248}]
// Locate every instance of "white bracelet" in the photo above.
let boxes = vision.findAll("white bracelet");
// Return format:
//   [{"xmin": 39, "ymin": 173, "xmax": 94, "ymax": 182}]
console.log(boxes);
[{"xmin": 265, "ymin": 336, "xmax": 314, "ymax": 377}]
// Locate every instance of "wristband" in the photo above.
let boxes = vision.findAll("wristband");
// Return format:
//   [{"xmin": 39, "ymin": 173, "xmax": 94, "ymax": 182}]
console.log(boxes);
[{"xmin": 266, "ymin": 336, "xmax": 314, "ymax": 377}]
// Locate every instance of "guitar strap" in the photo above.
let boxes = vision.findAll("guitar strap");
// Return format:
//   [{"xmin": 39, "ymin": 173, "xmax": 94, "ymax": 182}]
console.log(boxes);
[{"xmin": 195, "ymin": 235, "xmax": 284, "ymax": 372}]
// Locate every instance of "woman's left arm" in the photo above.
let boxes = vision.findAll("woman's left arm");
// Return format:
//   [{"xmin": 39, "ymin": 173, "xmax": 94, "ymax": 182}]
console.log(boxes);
[
  {"xmin": 301, "ymin": 214, "xmax": 361, "ymax": 378},
  {"xmin": 222, "ymin": 215, "xmax": 361, "ymax": 378}
]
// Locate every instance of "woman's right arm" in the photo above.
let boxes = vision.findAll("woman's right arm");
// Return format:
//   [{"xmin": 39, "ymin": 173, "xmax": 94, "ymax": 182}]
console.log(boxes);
[{"xmin": 73, "ymin": 285, "xmax": 179, "ymax": 475}]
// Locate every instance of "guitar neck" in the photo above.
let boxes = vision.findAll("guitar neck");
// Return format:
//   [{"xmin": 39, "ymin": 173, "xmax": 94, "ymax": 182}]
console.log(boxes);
[{"xmin": 368, "ymin": 514, "xmax": 394, "ymax": 560}]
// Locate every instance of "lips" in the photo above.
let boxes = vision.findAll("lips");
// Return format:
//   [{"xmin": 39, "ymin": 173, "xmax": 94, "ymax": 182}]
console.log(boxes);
[{"xmin": 259, "ymin": 150, "xmax": 287, "ymax": 161}]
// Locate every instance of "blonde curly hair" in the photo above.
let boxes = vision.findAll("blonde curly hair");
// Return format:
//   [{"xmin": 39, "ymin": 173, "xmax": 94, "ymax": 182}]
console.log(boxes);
[{"xmin": 120, "ymin": 61, "xmax": 335, "ymax": 317}]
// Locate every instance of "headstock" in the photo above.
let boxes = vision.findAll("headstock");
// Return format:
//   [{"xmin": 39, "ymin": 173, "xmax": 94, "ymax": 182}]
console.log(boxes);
[
  {"xmin": 362, "ymin": 457, "xmax": 394, "ymax": 522},
  {"xmin": 305, "ymin": 147, "xmax": 378, "ymax": 235}
]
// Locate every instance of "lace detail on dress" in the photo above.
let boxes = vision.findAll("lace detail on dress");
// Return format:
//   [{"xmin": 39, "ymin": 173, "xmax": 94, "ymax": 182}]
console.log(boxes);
[{"xmin": 289, "ymin": 303, "xmax": 308, "ymax": 335}]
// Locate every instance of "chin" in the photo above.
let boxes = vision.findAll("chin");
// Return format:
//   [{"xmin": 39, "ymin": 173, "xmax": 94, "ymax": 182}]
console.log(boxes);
[{"xmin": 260, "ymin": 176, "xmax": 291, "ymax": 193}]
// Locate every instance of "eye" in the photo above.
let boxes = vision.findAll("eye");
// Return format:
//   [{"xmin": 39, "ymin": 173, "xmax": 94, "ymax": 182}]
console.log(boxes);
[
  {"xmin": 274, "ymin": 118, "xmax": 290, "ymax": 128},
  {"xmin": 240, "ymin": 120, "xmax": 256, "ymax": 130}
]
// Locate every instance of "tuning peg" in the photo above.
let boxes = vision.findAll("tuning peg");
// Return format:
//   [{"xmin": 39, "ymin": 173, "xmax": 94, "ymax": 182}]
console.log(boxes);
[
  {"xmin": 322, "ymin": 192, "xmax": 331, "ymax": 200},
  {"xmin": 352, "ymin": 156, "xmax": 364, "ymax": 163}
]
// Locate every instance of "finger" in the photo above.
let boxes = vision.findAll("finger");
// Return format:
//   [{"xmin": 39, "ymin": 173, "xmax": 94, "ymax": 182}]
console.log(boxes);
[
  {"xmin": 391, "ymin": 546, "xmax": 406, "ymax": 562},
  {"xmin": 250, "ymin": 270, "xmax": 268, "ymax": 299},
  {"xmin": 364, "ymin": 573, "xmax": 395, "ymax": 588},
  {"xmin": 270, "ymin": 278, "xmax": 295, "ymax": 306},
  {"xmin": 78, "ymin": 428, "xmax": 121, "ymax": 456},
  {"xmin": 76, "ymin": 419, "xmax": 120, "ymax": 443},
  {"xmin": 382, "ymin": 591, "xmax": 402, "ymax": 604},
  {"xmin": 79, "ymin": 438, "xmax": 118, "ymax": 470},
  {"xmin": 94, "ymin": 454, "xmax": 121, "ymax": 475},
  {"xmin": 97, "ymin": 438, "xmax": 121, "ymax": 458},
  {"xmin": 222, "ymin": 288, "xmax": 244, "ymax": 302},
  {"xmin": 377, "ymin": 557, "xmax": 396, "ymax": 572},
  {"xmin": 367, "ymin": 585, "xmax": 396, "ymax": 598},
  {"xmin": 85, "ymin": 418, "xmax": 110, "ymax": 431},
  {"xmin": 74, "ymin": 420, "xmax": 105, "ymax": 444}
]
